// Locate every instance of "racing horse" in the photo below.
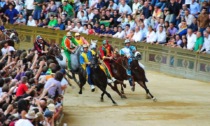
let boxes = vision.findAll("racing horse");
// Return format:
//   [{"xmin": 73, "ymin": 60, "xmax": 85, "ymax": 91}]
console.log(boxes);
[
  {"xmin": 0, "ymin": 29, "xmax": 20, "ymax": 48},
  {"xmin": 80, "ymin": 54, "xmax": 117, "ymax": 105},
  {"xmin": 111, "ymin": 51, "xmax": 157, "ymax": 101}
]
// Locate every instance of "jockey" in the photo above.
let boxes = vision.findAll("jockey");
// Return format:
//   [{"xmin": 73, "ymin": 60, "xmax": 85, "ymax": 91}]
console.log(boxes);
[
  {"xmin": 99, "ymin": 40, "xmax": 116, "ymax": 83},
  {"xmin": 33, "ymin": 35, "xmax": 50, "ymax": 56},
  {"xmin": 119, "ymin": 39, "xmax": 136, "ymax": 91},
  {"xmin": 80, "ymin": 44, "xmax": 95, "ymax": 92},
  {"xmin": 74, "ymin": 32, "xmax": 89, "ymax": 46},
  {"xmin": 61, "ymin": 32, "xmax": 79, "ymax": 70}
]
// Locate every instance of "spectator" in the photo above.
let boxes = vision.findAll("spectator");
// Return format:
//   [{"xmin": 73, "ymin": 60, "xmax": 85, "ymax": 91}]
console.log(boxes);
[
  {"xmin": 200, "ymin": 30, "xmax": 210, "ymax": 54},
  {"xmin": 167, "ymin": 23, "xmax": 178, "ymax": 38},
  {"xmin": 25, "ymin": 0, "xmax": 34, "ymax": 21},
  {"xmin": 27, "ymin": 15, "xmax": 36, "ymax": 26},
  {"xmin": 47, "ymin": 15, "xmax": 58, "ymax": 28},
  {"xmin": 197, "ymin": 8, "xmax": 209, "ymax": 34},
  {"xmin": 33, "ymin": 0, "xmax": 44, "ymax": 21},
  {"xmin": 188, "ymin": 17, "xmax": 198, "ymax": 32},
  {"xmin": 87, "ymin": 24, "xmax": 95, "ymax": 35},
  {"xmin": 54, "ymin": 18, "xmax": 65, "ymax": 30},
  {"xmin": 126, "ymin": 29, "xmax": 134, "ymax": 40},
  {"xmin": 113, "ymin": 26, "xmax": 125, "ymax": 39},
  {"xmin": 132, "ymin": 0, "xmax": 140, "ymax": 15},
  {"xmin": 119, "ymin": 0, "xmax": 132, "ymax": 15},
  {"xmin": 142, "ymin": 1, "xmax": 152, "ymax": 19},
  {"xmin": 184, "ymin": 9, "xmax": 194, "ymax": 26},
  {"xmin": 77, "ymin": 5, "xmax": 87, "ymax": 20},
  {"xmin": 112, "ymin": 10, "xmax": 120, "ymax": 27},
  {"xmin": 146, "ymin": 26, "xmax": 156, "ymax": 43},
  {"xmin": 82, "ymin": 24, "xmax": 88, "ymax": 34},
  {"xmin": 190, "ymin": 0, "xmax": 200, "ymax": 18},
  {"xmin": 165, "ymin": 0, "xmax": 180, "ymax": 25},
  {"xmin": 194, "ymin": 31, "xmax": 204, "ymax": 52},
  {"xmin": 79, "ymin": 11, "xmax": 88, "ymax": 25},
  {"xmin": 181, "ymin": 35, "xmax": 187, "ymax": 48},
  {"xmin": 87, "ymin": 8, "xmax": 94, "ymax": 23},
  {"xmin": 177, "ymin": 20, "xmax": 188, "ymax": 36},
  {"xmin": 65, "ymin": 20, "xmax": 73, "ymax": 31},
  {"xmin": 4, "ymin": 4, "xmax": 19, "ymax": 24},
  {"xmin": 14, "ymin": 13, "xmax": 26, "ymax": 25},
  {"xmin": 151, "ymin": 4, "xmax": 163, "ymax": 29},
  {"xmin": 186, "ymin": 28, "xmax": 197, "ymax": 50},
  {"xmin": 180, "ymin": 4, "xmax": 190, "ymax": 20},
  {"xmin": 16, "ymin": 76, "xmax": 36, "ymax": 97},
  {"xmin": 131, "ymin": 26, "xmax": 143, "ymax": 42},
  {"xmin": 44, "ymin": 71, "xmax": 63, "ymax": 99},
  {"xmin": 92, "ymin": 9, "xmax": 100, "ymax": 24},
  {"xmin": 71, "ymin": 22, "xmax": 83, "ymax": 33},
  {"xmin": 156, "ymin": 25, "xmax": 167, "ymax": 44},
  {"xmin": 175, "ymin": 34, "xmax": 183, "ymax": 47},
  {"xmin": 98, "ymin": 24, "xmax": 106, "ymax": 36},
  {"xmin": 1, "ymin": 41, "xmax": 15, "ymax": 55},
  {"xmin": 124, "ymin": 24, "xmax": 131, "ymax": 38},
  {"xmin": 93, "ymin": 22, "xmax": 100, "ymax": 35},
  {"xmin": 62, "ymin": 0, "xmax": 74, "ymax": 20},
  {"xmin": 156, "ymin": 18, "xmax": 165, "ymax": 32},
  {"xmin": 46, "ymin": 0, "xmax": 57, "ymax": 19},
  {"xmin": 108, "ymin": 0, "xmax": 118, "ymax": 12}
]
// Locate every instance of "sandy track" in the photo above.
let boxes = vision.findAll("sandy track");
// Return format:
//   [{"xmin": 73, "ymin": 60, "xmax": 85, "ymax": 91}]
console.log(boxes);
[{"xmin": 61, "ymin": 71, "xmax": 210, "ymax": 126}]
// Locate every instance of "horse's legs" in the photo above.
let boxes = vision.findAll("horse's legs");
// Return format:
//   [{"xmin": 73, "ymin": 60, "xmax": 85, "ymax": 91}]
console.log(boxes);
[
  {"xmin": 100, "ymin": 92, "xmax": 105, "ymax": 102},
  {"xmin": 71, "ymin": 72, "xmax": 80, "ymax": 87},
  {"xmin": 108, "ymin": 82, "xmax": 126, "ymax": 99},
  {"xmin": 99, "ymin": 87, "xmax": 117, "ymax": 105},
  {"xmin": 138, "ymin": 81, "xmax": 157, "ymax": 102}
]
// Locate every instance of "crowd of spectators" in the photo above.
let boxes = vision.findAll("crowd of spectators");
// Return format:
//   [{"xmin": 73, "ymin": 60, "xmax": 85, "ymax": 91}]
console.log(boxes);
[
  {"xmin": 0, "ymin": 0, "xmax": 210, "ymax": 125},
  {"xmin": 0, "ymin": 0, "xmax": 210, "ymax": 53}
]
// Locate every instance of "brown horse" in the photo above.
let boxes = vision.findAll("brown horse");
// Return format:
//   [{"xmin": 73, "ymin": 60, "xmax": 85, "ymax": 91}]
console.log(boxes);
[{"xmin": 111, "ymin": 53, "xmax": 157, "ymax": 101}]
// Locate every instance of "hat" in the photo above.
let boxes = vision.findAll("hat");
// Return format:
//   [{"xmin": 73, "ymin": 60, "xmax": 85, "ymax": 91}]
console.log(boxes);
[
  {"xmin": 124, "ymin": 39, "xmax": 130, "ymax": 44},
  {"xmin": 36, "ymin": 35, "xmax": 43, "ymax": 40},
  {"xmin": 25, "ymin": 110, "xmax": 38, "ymax": 119},
  {"xmin": 44, "ymin": 110, "xmax": 53, "ymax": 118},
  {"xmin": 47, "ymin": 103, "xmax": 56, "ymax": 112},
  {"xmin": 102, "ymin": 40, "xmax": 107, "ymax": 45},
  {"xmin": 83, "ymin": 44, "xmax": 88, "ymax": 48},
  {"xmin": 66, "ymin": 32, "xmax": 72, "ymax": 37},
  {"xmin": 75, "ymin": 33, "xmax": 80, "ymax": 36}
]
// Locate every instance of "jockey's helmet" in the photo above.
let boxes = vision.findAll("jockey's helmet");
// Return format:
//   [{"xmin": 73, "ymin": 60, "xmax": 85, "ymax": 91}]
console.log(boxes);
[
  {"xmin": 75, "ymin": 32, "xmax": 80, "ymax": 37},
  {"xmin": 83, "ymin": 44, "xmax": 88, "ymax": 48},
  {"xmin": 36, "ymin": 35, "xmax": 43, "ymax": 40},
  {"xmin": 102, "ymin": 40, "xmax": 107, "ymax": 45},
  {"xmin": 66, "ymin": 32, "xmax": 72, "ymax": 37},
  {"xmin": 124, "ymin": 39, "xmax": 130, "ymax": 44}
]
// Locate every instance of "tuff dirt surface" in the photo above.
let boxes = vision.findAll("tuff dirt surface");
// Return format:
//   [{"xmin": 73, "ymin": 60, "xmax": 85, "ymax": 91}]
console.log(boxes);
[{"xmin": 61, "ymin": 71, "xmax": 210, "ymax": 126}]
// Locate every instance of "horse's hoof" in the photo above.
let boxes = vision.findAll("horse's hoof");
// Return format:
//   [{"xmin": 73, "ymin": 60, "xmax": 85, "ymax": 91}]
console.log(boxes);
[
  {"xmin": 78, "ymin": 91, "xmax": 82, "ymax": 94},
  {"xmin": 131, "ymin": 86, "xmax": 135, "ymax": 92},
  {"xmin": 152, "ymin": 97, "xmax": 157, "ymax": 102},
  {"xmin": 121, "ymin": 95, "xmax": 127, "ymax": 99}
]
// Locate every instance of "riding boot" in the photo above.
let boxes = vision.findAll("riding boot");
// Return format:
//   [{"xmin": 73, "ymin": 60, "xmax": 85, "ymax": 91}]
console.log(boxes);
[
  {"xmin": 111, "ymin": 77, "xmax": 116, "ymax": 82},
  {"xmin": 129, "ymin": 78, "xmax": 135, "ymax": 92}
]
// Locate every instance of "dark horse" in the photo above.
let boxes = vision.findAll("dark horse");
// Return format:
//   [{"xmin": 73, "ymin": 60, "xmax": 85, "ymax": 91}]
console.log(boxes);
[
  {"xmin": 111, "ymin": 53, "xmax": 157, "ymax": 101},
  {"xmin": 0, "ymin": 29, "xmax": 20, "ymax": 48},
  {"xmin": 79, "ymin": 54, "xmax": 117, "ymax": 105}
]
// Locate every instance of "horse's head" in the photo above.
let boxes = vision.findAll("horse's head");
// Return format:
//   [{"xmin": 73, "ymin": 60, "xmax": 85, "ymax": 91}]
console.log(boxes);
[
  {"xmin": 90, "ymin": 54, "xmax": 99, "ymax": 69},
  {"xmin": 89, "ymin": 39, "xmax": 98, "ymax": 51},
  {"xmin": 134, "ymin": 51, "xmax": 142, "ymax": 60},
  {"xmin": 48, "ymin": 44, "xmax": 63, "ymax": 60},
  {"xmin": 5, "ymin": 29, "xmax": 20, "ymax": 43}
]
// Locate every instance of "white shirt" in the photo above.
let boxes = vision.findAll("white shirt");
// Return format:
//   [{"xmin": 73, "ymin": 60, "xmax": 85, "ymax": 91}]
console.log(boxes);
[
  {"xmin": 132, "ymin": 31, "xmax": 143, "ymax": 42},
  {"xmin": 77, "ymin": 10, "xmax": 87, "ymax": 19},
  {"xmin": 119, "ymin": 4, "xmax": 132, "ymax": 15},
  {"xmin": 156, "ymin": 31, "xmax": 166, "ymax": 43},
  {"xmin": 113, "ymin": 31, "xmax": 125, "ymax": 39},
  {"xmin": 185, "ymin": 14, "xmax": 195, "ymax": 26},
  {"xmin": 1, "ymin": 46, "xmax": 15, "ymax": 55},
  {"xmin": 25, "ymin": 0, "xmax": 34, "ymax": 10},
  {"xmin": 27, "ymin": 20, "xmax": 36, "ymax": 26},
  {"xmin": 82, "ymin": 29, "xmax": 88, "ymax": 34},
  {"xmin": 185, "ymin": 0, "xmax": 192, "ymax": 4},
  {"xmin": 79, "ymin": 16, "xmax": 88, "ymax": 25},
  {"xmin": 201, "ymin": 35, "xmax": 210, "ymax": 52},
  {"xmin": 140, "ymin": 27, "xmax": 148, "ymax": 38},
  {"xmin": 15, "ymin": 119, "xmax": 33, "ymax": 126},
  {"xmin": 88, "ymin": 13, "xmax": 94, "ymax": 20},
  {"xmin": 146, "ymin": 31, "xmax": 156, "ymax": 43},
  {"xmin": 108, "ymin": 3, "xmax": 118, "ymax": 10},
  {"xmin": 187, "ymin": 33, "xmax": 197, "ymax": 49},
  {"xmin": 132, "ymin": 2, "xmax": 140, "ymax": 14},
  {"xmin": 71, "ymin": 26, "xmax": 83, "ymax": 33}
]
